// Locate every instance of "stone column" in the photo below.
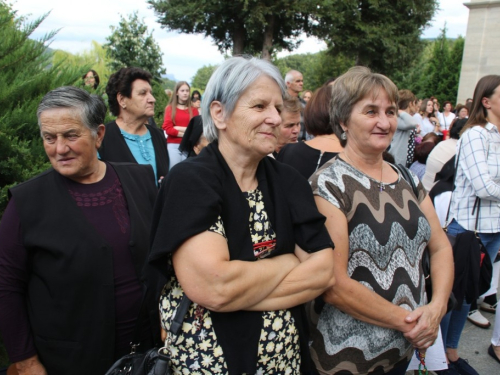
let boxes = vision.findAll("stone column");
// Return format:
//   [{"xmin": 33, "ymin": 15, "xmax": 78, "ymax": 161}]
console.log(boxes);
[{"xmin": 457, "ymin": 0, "xmax": 500, "ymax": 104}]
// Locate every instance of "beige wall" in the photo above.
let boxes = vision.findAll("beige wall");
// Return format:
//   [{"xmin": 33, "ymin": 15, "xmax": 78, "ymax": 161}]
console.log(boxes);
[{"xmin": 457, "ymin": 1, "xmax": 500, "ymax": 104}]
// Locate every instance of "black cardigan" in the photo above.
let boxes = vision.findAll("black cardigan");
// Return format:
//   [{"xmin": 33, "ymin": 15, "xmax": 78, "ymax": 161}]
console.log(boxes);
[
  {"xmin": 99, "ymin": 121, "xmax": 169, "ymax": 184},
  {"xmin": 149, "ymin": 141, "xmax": 333, "ymax": 374},
  {"xmin": 9, "ymin": 163, "xmax": 160, "ymax": 375}
]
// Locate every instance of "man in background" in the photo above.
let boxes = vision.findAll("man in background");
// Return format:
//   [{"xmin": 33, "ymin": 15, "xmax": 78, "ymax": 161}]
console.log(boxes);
[{"xmin": 275, "ymin": 96, "xmax": 301, "ymax": 154}]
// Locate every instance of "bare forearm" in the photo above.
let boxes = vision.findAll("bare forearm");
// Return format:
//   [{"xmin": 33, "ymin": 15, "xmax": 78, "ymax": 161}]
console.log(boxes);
[
  {"xmin": 246, "ymin": 249, "xmax": 335, "ymax": 311},
  {"xmin": 323, "ymin": 276, "xmax": 414, "ymax": 333},
  {"xmin": 428, "ymin": 246, "xmax": 454, "ymax": 316},
  {"xmin": 176, "ymin": 253, "xmax": 299, "ymax": 312}
]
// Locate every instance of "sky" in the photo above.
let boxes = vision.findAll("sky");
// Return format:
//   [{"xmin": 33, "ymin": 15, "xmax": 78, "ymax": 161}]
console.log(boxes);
[{"xmin": 14, "ymin": 0, "xmax": 470, "ymax": 82}]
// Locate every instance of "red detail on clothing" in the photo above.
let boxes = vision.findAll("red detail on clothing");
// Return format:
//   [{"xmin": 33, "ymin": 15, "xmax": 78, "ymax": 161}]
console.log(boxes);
[
  {"xmin": 162, "ymin": 106, "xmax": 199, "ymax": 144},
  {"xmin": 253, "ymin": 239, "xmax": 277, "ymax": 259}
]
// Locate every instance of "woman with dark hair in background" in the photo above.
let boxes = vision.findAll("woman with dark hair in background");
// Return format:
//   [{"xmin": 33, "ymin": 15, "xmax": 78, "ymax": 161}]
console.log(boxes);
[
  {"xmin": 100, "ymin": 67, "xmax": 169, "ymax": 186},
  {"xmin": 439, "ymin": 101, "xmax": 456, "ymax": 139},
  {"xmin": 439, "ymin": 75, "xmax": 500, "ymax": 375},
  {"xmin": 191, "ymin": 89, "xmax": 202, "ymax": 109},
  {"xmin": 409, "ymin": 141, "xmax": 437, "ymax": 181},
  {"xmin": 162, "ymin": 81, "xmax": 199, "ymax": 169},
  {"xmin": 82, "ymin": 69, "xmax": 100, "ymax": 90},
  {"xmin": 277, "ymin": 85, "xmax": 343, "ymax": 179},
  {"xmin": 414, "ymin": 98, "xmax": 441, "ymax": 137}
]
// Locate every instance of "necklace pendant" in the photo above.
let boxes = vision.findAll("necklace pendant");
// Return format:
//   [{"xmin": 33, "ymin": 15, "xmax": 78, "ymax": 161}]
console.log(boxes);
[{"xmin": 379, "ymin": 183, "xmax": 385, "ymax": 192}]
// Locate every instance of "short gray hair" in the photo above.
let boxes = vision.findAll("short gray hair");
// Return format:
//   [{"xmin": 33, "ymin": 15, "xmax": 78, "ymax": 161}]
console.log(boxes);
[
  {"xmin": 201, "ymin": 56, "xmax": 286, "ymax": 142},
  {"xmin": 330, "ymin": 66, "xmax": 398, "ymax": 147},
  {"xmin": 37, "ymin": 86, "xmax": 107, "ymax": 137},
  {"xmin": 284, "ymin": 70, "xmax": 301, "ymax": 84}
]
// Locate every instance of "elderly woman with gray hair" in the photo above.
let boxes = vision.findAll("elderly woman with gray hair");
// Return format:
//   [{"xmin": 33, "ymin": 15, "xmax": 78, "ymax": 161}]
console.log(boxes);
[
  {"xmin": 0, "ymin": 87, "xmax": 160, "ymax": 375},
  {"xmin": 148, "ymin": 56, "xmax": 335, "ymax": 374}
]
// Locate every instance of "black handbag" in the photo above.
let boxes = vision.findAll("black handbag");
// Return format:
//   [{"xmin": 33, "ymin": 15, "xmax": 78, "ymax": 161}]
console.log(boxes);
[{"xmin": 105, "ymin": 295, "xmax": 191, "ymax": 375}]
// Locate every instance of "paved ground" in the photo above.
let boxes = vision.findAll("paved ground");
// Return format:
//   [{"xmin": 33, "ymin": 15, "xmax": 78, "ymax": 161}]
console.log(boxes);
[
  {"xmin": 406, "ymin": 288, "xmax": 500, "ymax": 374},
  {"xmin": 455, "ymin": 307, "xmax": 499, "ymax": 375}
]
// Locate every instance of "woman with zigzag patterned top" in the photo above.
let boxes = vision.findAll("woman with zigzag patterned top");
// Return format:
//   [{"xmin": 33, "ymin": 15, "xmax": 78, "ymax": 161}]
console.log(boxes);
[{"xmin": 308, "ymin": 67, "xmax": 454, "ymax": 375}]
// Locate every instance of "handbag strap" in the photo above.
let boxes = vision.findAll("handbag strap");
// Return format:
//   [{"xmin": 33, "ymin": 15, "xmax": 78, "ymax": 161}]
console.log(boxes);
[
  {"xmin": 396, "ymin": 163, "xmax": 418, "ymax": 198},
  {"xmin": 169, "ymin": 294, "xmax": 191, "ymax": 336},
  {"xmin": 130, "ymin": 289, "xmax": 191, "ymax": 353}
]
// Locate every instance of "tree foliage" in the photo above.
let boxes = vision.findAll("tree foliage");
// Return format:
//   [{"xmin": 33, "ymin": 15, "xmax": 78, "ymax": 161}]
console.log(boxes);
[
  {"xmin": 104, "ymin": 11, "xmax": 165, "ymax": 80},
  {"xmin": 0, "ymin": 1, "xmax": 85, "ymax": 219},
  {"xmin": 273, "ymin": 51, "xmax": 354, "ymax": 91},
  {"xmin": 52, "ymin": 40, "xmax": 113, "ymax": 95},
  {"xmin": 148, "ymin": 0, "xmax": 316, "ymax": 58},
  {"xmin": 191, "ymin": 64, "xmax": 218, "ymax": 91},
  {"xmin": 393, "ymin": 28, "xmax": 465, "ymax": 105},
  {"xmin": 311, "ymin": 0, "xmax": 438, "ymax": 76}
]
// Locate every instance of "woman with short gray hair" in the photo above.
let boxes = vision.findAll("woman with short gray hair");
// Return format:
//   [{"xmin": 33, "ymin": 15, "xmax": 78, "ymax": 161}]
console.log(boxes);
[
  {"xmin": 0, "ymin": 86, "xmax": 160, "ymax": 374},
  {"xmin": 149, "ymin": 56, "xmax": 335, "ymax": 374}
]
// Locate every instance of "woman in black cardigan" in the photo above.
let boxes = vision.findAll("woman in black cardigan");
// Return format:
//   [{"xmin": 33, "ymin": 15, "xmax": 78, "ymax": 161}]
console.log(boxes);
[
  {"xmin": 0, "ymin": 87, "xmax": 160, "ymax": 374},
  {"xmin": 149, "ymin": 56, "xmax": 336, "ymax": 375},
  {"xmin": 100, "ymin": 67, "xmax": 169, "ymax": 186}
]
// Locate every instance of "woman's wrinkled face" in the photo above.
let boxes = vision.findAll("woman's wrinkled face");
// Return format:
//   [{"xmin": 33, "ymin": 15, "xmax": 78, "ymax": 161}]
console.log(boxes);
[
  {"xmin": 40, "ymin": 108, "xmax": 104, "ymax": 183},
  {"xmin": 458, "ymin": 107, "xmax": 468, "ymax": 119},
  {"xmin": 121, "ymin": 79, "xmax": 155, "ymax": 119},
  {"xmin": 343, "ymin": 90, "xmax": 397, "ymax": 155},
  {"xmin": 216, "ymin": 75, "xmax": 283, "ymax": 158},
  {"xmin": 177, "ymin": 84, "xmax": 190, "ymax": 103}
]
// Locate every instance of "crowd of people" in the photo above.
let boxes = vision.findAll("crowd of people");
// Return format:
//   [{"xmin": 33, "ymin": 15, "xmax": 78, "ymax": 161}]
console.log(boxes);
[{"xmin": 0, "ymin": 57, "xmax": 499, "ymax": 375}]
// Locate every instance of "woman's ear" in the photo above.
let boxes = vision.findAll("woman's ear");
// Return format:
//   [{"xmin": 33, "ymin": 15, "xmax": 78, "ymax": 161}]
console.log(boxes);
[
  {"xmin": 210, "ymin": 101, "xmax": 226, "ymax": 130},
  {"xmin": 117, "ymin": 93, "xmax": 127, "ymax": 109},
  {"xmin": 95, "ymin": 124, "xmax": 106, "ymax": 148},
  {"xmin": 482, "ymin": 97, "xmax": 491, "ymax": 110},
  {"xmin": 340, "ymin": 122, "xmax": 347, "ymax": 133}
]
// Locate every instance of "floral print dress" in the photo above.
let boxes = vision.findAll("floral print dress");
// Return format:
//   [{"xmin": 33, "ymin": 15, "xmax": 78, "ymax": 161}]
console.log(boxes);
[{"xmin": 159, "ymin": 189, "xmax": 301, "ymax": 375}]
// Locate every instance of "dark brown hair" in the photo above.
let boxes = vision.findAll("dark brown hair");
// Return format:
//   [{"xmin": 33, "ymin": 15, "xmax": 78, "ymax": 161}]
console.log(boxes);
[
  {"xmin": 419, "ymin": 98, "xmax": 436, "ymax": 119},
  {"xmin": 106, "ymin": 67, "xmax": 152, "ymax": 116},
  {"xmin": 304, "ymin": 85, "xmax": 336, "ymax": 137},
  {"xmin": 82, "ymin": 69, "xmax": 100, "ymax": 90},
  {"xmin": 462, "ymin": 75, "xmax": 500, "ymax": 135},
  {"xmin": 413, "ymin": 142, "xmax": 435, "ymax": 164}
]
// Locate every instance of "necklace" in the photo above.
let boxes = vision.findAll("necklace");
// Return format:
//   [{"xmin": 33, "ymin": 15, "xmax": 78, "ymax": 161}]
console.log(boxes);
[{"xmin": 342, "ymin": 151, "xmax": 385, "ymax": 192}]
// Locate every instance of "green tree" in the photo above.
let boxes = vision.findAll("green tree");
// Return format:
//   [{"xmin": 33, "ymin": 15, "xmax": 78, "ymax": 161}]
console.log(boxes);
[
  {"xmin": 148, "ymin": 0, "xmax": 316, "ymax": 58},
  {"xmin": 104, "ymin": 11, "xmax": 166, "ymax": 79},
  {"xmin": 52, "ymin": 40, "xmax": 113, "ymax": 95},
  {"xmin": 392, "ymin": 28, "xmax": 465, "ymax": 105},
  {"xmin": 0, "ymin": 1, "xmax": 85, "ymax": 220},
  {"xmin": 273, "ymin": 51, "xmax": 354, "ymax": 91},
  {"xmin": 191, "ymin": 64, "xmax": 218, "ymax": 91},
  {"xmin": 311, "ymin": 0, "xmax": 438, "ymax": 76}
]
